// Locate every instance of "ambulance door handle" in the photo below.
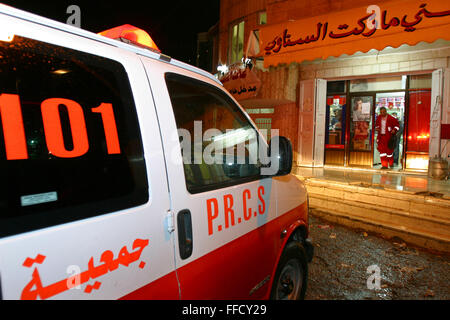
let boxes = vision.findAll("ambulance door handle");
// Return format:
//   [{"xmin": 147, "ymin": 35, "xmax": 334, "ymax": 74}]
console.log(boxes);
[{"xmin": 177, "ymin": 209, "xmax": 193, "ymax": 260}]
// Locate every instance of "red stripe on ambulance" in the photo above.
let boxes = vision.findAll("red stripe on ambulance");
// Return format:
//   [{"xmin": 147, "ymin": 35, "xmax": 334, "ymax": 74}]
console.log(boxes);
[{"xmin": 119, "ymin": 202, "xmax": 308, "ymax": 299}]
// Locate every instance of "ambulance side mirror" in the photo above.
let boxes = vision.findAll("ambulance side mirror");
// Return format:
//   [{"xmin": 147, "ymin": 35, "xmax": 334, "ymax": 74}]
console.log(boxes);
[{"xmin": 264, "ymin": 136, "xmax": 293, "ymax": 176}]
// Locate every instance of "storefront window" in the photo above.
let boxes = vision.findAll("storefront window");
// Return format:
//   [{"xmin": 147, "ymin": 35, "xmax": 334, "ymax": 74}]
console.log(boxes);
[
  {"xmin": 350, "ymin": 76, "xmax": 406, "ymax": 92},
  {"xmin": 325, "ymin": 96, "xmax": 346, "ymax": 147},
  {"xmin": 405, "ymin": 74, "xmax": 431, "ymax": 170},
  {"xmin": 407, "ymin": 89, "xmax": 431, "ymax": 153},
  {"xmin": 350, "ymin": 96, "xmax": 373, "ymax": 151},
  {"xmin": 327, "ymin": 81, "xmax": 346, "ymax": 94},
  {"xmin": 409, "ymin": 74, "xmax": 432, "ymax": 89}
]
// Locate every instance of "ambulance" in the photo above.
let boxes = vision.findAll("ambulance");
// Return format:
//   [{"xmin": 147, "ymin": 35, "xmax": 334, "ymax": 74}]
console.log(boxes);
[{"xmin": 0, "ymin": 4, "xmax": 313, "ymax": 300}]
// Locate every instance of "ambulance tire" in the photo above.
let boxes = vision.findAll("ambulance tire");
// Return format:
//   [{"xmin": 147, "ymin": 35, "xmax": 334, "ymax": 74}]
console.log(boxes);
[{"xmin": 270, "ymin": 241, "xmax": 308, "ymax": 300}]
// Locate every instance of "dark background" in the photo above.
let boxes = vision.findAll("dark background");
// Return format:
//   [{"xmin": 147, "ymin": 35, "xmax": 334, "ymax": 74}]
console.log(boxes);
[{"xmin": 1, "ymin": 0, "xmax": 220, "ymax": 65}]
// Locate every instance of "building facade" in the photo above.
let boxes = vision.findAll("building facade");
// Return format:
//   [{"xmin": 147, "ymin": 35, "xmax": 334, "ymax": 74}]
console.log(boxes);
[
  {"xmin": 196, "ymin": 22, "xmax": 219, "ymax": 74},
  {"xmin": 217, "ymin": 0, "xmax": 450, "ymax": 172}
]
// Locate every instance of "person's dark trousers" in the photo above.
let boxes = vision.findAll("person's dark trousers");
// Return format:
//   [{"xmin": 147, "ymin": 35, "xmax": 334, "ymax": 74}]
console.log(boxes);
[{"xmin": 393, "ymin": 137, "xmax": 400, "ymax": 165}]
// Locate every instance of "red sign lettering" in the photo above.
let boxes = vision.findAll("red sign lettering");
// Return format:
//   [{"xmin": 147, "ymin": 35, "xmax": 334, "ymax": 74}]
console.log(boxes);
[
  {"xmin": 41, "ymin": 98, "xmax": 89, "ymax": 158},
  {"xmin": 0, "ymin": 94, "xmax": 121, "ymax": 159},
  {"xmin": 206, "ymin": 186, "xmax": 267, "ymax": 236},
  {"xmin": 223, "ymin": 194, "xmax": 235, "ymax": 229},
  {"xmin": 258, "ymin": 186, "xmax": 266, "ymax": 215},
  {"xmin": 0, "ymin": 94, "xmax": 28, "ymax": 160},
  {"xmin": 92, "ymin": 103, "xmax": 121, "ymax": 154},
  {"xmin": 207, "ymin": 198, "xmax": 219, "ymax": 236},
  {"xmin": 243, "ymin": 189, "xmax": 252, "ymax": 221}
]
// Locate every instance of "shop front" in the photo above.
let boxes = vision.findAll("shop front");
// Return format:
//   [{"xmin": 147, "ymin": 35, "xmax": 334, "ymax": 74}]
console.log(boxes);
[
  {"xmin": 258, "ymin": 0, "xmax": 450, "ymax": 172},
  {"xmin": 324, "ymin": 74, "xmax": 433, "ymax": 171}
]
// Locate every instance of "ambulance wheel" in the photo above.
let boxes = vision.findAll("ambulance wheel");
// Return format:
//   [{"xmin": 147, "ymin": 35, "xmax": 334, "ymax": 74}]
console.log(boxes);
[{"xmin": 270, "ymin": 241, "xmax": 308, "ymax": 300}]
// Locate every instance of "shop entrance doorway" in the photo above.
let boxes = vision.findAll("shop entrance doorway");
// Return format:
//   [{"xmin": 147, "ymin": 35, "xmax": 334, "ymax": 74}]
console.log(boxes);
[
  {"xmin": 373, "ymin": 92, "xmax": 406, "ymax": 169},
  {"xmin": 348, "ymin": 94, "xmax": 374, "ymax": 167},
  {"xmin": 324, "ymin": 74, "xmax": 435, "ymax": 171}
]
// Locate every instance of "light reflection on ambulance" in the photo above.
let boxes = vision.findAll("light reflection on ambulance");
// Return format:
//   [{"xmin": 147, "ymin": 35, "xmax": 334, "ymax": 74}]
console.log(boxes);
[{"xmin": 0, "ymin": 4, "xmax": 313, "ymax": 300}]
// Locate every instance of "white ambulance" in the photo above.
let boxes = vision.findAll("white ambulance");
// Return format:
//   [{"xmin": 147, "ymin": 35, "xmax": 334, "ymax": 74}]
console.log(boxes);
[{"xmin": 0, "ymin": 4, "xmax": 313, "ymax": 300}]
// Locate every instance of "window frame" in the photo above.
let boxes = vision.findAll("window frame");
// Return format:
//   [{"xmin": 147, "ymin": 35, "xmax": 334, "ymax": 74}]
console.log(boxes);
[
  {"xmin": 258, "ymin": 11, "xmax": 267, "ymax": 25},
  {"xmin": 0, "ymin": 35, "xmax": 149, "ymax": 238},
  {"xmin": 164, "ymin": 72, "xmax": 265, "ymax": 194},
  {"xmin": 228, "ymin": 20, "xmax": 245, "ymax": 65}
]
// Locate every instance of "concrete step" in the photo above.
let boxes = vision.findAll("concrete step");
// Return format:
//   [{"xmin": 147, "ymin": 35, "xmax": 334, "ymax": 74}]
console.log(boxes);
[
  {"xmin": 304, "ymin": 178, "xmax": 450, "ymax": 221},
  {"xmin": 309, "ymin": 193, "xmax": 450, "ymax": 238},
  {"xmin": 296, "ymin": 176, "xmax": 450, "ymax": 253}
]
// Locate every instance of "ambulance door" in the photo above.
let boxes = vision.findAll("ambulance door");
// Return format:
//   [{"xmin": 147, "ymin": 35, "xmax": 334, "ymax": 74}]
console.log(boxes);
[
  {"xmin": 0, "ymin": 13, "xmax": 178, "ymax": 299},
  {"xmin": 143, "ymin": 62, "xmax": 282, "ymax": 299}
]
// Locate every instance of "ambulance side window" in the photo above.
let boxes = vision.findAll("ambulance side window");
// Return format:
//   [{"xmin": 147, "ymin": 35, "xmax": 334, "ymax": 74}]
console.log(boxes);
[
  {"xmin": 165, "ymin": 73, "xmax": 261, "ymax": 193},
  {"xmin": 0, "ymin": 35, "xmax": 148, "ymax": 238}
]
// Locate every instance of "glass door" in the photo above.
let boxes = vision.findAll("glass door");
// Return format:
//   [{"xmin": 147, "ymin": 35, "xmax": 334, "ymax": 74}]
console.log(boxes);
[
  {"xmin": 348, "ymin": 95, "xmax": 374, "ymax": 166},
  {"xmin": 325, "ymin": 95, "xmax": 346, "ymax": 165}
]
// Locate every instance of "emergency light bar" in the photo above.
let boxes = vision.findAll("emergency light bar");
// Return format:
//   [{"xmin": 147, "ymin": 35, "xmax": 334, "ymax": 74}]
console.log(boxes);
[{"xmin": 98, "ymin": 24, "xmax": 160, "ymax": 52}]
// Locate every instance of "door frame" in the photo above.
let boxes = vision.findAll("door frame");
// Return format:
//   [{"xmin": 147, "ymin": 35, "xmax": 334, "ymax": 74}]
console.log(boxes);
[{"xmin": 346, "ymin": 93, "xmax": 376, "ymax": 167}]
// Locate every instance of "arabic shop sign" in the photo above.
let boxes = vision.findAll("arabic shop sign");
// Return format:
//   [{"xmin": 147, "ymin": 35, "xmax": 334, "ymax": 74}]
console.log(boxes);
[
  {"xmin": 220, "ymin": 64, "xmax": 261, "ymax": 101},
  {"xmin": 259, "ymin": 0, "xmax": 450, "ymax": 67}
]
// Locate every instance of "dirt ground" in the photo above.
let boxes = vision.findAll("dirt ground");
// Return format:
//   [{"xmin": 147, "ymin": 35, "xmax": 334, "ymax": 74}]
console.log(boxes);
[{"xmin": 305, "ymin": 211, "xmax": 450, "ymax": 300}]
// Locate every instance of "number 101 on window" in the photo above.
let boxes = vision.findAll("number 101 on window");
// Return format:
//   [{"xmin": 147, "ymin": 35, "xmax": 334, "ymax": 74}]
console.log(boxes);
[{"xmin": 0, "ymin": 93, "xmax": 121, "ymax": 160}]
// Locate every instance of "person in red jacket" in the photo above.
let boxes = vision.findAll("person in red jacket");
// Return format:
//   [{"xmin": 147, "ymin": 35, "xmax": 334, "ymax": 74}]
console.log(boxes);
[{"xmin": 375, "ymin": 107, "xmax": 400, "ymax": 169}]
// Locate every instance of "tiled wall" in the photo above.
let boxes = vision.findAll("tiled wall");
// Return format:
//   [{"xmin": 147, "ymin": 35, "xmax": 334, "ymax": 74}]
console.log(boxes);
[
  {"xmin": 252, "ymin": 63, "xmax": 298, "ymax": 101},
  {"xmin": 298, "ymin": 46, "xmax": 450, "ymax": 80}
]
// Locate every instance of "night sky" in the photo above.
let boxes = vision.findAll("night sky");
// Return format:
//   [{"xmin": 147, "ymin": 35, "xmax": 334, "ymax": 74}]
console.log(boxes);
[{"xmin": 1, "ymin": 0, "xmax": 220, "ymax": 65}]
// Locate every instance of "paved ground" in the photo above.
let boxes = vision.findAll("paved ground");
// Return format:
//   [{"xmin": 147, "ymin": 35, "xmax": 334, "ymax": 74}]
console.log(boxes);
[{"xmin": 305, "ymin": 211, "xmax": 450, "ymax": 300}]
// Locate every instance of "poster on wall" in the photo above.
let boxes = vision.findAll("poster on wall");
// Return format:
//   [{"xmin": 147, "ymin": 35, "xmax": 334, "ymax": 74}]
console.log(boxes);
[
  {"xmin": 353, "ymin": 98, "xmax": 370, "ymax": 121},
  {"xmin": 352, "ymin": 97, "xmax": 372, "ymax": 151},
  {"xmin": 361, "ymin": 102, "xmax": 371, "ymax": 115}
]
